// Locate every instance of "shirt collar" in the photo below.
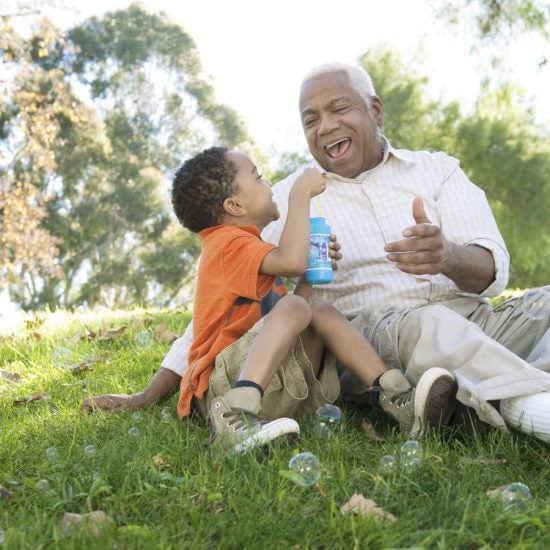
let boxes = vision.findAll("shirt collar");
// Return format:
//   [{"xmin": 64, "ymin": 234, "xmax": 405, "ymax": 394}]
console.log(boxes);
[{"xmin": 312, "ymin": 135, "xmax": 416, "ymax": 183}]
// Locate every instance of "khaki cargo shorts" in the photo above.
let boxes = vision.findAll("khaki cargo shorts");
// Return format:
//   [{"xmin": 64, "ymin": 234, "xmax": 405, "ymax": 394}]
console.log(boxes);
[{"xmin": 197, "ymin": 317, "xmax": 340, "ymax": 421}]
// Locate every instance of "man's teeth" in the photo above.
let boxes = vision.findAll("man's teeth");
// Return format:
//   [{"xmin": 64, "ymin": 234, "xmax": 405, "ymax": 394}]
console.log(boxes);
[{"xmin": 326, "ymin": 138, "xmax": 350, "ymax": 157}]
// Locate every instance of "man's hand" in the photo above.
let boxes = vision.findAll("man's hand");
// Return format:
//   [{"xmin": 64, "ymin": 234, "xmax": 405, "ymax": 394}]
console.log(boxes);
[
  {"xmin": 329, "ymin": 234, "xmax": 342, "ymax": 270},
  {"xmin": 384, "ymin": 198, "xmax": 448, "ymax": 275}
]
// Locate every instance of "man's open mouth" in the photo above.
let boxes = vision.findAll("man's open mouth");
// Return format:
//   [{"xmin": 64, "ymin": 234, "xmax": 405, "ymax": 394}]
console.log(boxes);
[{"xmin": 325, "ymin": 138, "xmax": 351, "ymax": 159}]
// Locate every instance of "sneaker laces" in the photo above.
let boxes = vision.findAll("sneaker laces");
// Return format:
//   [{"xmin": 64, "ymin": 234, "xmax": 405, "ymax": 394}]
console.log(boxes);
[
  {"xmin": 223, "ymin": 408, "xmax": 263, "ymax": 431},
  {"xmin": 388, "ymin": 387, "xmax": 414, "ymax": 408}
]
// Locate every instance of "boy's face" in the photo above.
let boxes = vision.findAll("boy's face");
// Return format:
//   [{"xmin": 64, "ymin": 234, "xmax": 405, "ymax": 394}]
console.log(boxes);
[{"xmin": 226, "ymin": 152, "xmax": 280, "ymax": 229}]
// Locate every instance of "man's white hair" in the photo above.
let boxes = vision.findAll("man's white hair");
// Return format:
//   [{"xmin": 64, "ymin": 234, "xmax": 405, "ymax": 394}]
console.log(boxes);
[{"xmin": 301, "ymin": 62, "xmax": 376, "ymax": 100}]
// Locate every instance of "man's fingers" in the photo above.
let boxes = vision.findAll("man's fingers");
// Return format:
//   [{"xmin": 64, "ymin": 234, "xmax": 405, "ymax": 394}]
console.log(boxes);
[
  {"xmin": 385, "ymin": 233, "xmax": 440, "ymax": 253},
  {"xmin": 412, "ymin": 197, "xmax": 431, "ymax": 225}
]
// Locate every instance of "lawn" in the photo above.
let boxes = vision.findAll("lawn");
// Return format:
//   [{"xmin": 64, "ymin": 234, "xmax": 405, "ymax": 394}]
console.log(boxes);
[{"xmin": 1, "ymin": 306, "xmax": 549, "ymax": 549}]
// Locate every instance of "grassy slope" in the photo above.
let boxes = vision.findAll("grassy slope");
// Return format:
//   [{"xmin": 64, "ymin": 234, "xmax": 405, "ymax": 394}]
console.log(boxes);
[{"xmin": 0, "ymin": 307, "xmax": 549, "ymax": 549}]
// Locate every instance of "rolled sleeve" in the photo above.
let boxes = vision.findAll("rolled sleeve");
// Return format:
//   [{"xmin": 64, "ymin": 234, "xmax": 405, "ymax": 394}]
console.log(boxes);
[
  {"xmin": 465, "ymin": 238, "xmax": 510, "ymax": 297},
  {"xmin": 161, "ymin": 320, "xmax": 193, "ymax": 376}
]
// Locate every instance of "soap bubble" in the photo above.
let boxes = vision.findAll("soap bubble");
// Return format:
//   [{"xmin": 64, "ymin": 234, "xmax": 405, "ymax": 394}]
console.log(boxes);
[
  {"xmin": 379, "ymin": 454, "xmax": 397, "ymax": 474},
  {"xmin": 160, "ymin": 407, "xmax": 172, "ymax": 421},
  {"xmin": 313, "ymin": 404, "xmax": 344, "ymax": 439},
  {"xmin": 134, "ymin": 331, "xmax": 153, "ymax": 349},
  {"xmin": 131, "ymin": 412, "xmax": 142, "ymax": 423},
  {"xmin": 45, "ymin": 447, "xmax": 58, "ymax": 462},
  {"xmin": 51, "ymin": 346, "xmax": 73, "ymax": 368},
  {"xmin": 36, "ymin": 479, "xmax": 49, "ymax": 492},
  {"xmin": 128, "ymin": 427, "xmax": 140, "ymax": 438},
  {"xmin": 501, "ymin": 482, "xmax": 532, "ymax": 511},
  {"xmin": 84, "ymin": 445, "xmax": 97, "ymax": 458},
  {"xmin": 288, "ymin": 452, "xmax": 321, "ymax": 487},
  {"xmin": 522, "ymin": 287, "xmax": 550, "ymax": 320},
  {"xmin": 400, "ymin": 440, "xmax": 423, "ymax": 470}
]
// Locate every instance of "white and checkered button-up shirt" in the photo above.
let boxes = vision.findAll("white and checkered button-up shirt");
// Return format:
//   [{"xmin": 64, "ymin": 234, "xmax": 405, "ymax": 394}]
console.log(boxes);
[{"xmin": 162, "ymin": 138, "xmax": 509, "ymax": 375}]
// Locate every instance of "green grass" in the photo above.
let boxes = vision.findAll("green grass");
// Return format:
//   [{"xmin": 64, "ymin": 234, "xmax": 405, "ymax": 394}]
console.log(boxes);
[{"xmin": 1, "ymin": 308, "xmax": 549, "ymax": 549}]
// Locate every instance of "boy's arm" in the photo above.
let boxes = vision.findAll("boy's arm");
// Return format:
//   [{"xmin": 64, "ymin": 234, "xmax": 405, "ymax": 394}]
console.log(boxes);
[
  {"xmin": 260, "ymin": 168, "xmax": 325, "ymax": 277},
  {"xmin": 293, "ymin": 276, "xmax": 312, "ymax": 301}
]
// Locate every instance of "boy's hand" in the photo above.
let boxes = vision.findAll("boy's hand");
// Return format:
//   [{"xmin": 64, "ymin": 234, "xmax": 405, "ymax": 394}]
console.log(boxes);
[
  {"xmin": 293, "ymin": 167, "xmax": 326, "ymax": 198},
  {"xmin": 329, "ymin": 234, "xmax": 342, "ymax": 270}
]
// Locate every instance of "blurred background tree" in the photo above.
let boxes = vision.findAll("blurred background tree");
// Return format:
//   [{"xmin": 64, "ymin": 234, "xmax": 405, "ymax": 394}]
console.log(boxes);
[{"xmin": 1, "ymin": 2, "xmax": 258, "ymax": 310}]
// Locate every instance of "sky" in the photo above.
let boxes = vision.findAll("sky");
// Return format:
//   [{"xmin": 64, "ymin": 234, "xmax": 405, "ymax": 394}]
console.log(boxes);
[
  {"xmin": 46, "ymin": 0, "xmax": 550, "ymax": 158},
  {"xmin": 2, "ymin": 0, "xmax": 549, "ymax": 323}
]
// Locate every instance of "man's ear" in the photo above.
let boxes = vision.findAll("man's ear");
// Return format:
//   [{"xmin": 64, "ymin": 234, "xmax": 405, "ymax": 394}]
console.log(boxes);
[
  {"xmin": 370, "ymin": 96, "xmax": 384, "ymax": 128},
  {"xmin": 223, "ymin": 197, "xmax": 246, "ymax": 217}
]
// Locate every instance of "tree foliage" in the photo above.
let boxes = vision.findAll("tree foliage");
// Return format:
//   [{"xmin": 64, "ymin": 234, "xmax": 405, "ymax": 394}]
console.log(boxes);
[
  {"xmin": 1, "ymin": 3, "xmax": 255, "ymax": 310},
  {"xmin": 361, "ymin": 48, "xmax": 550, "ymax": 287}
]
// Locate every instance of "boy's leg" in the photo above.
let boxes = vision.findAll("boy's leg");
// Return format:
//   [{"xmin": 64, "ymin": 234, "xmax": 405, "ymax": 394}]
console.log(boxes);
[
  {"xmin": 81, "ymin": 367, "xmax": 181, "ymax": 411},
  {"xmin": 307, "ymin": 302, "xmax": 457, "ymax": 436},
  {"xmin": 208, "ymin": 295, "xmax": 309, "ymax": 452}
]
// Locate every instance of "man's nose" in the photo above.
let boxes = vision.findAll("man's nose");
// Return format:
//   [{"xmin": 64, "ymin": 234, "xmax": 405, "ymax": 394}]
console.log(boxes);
[{"xmin": 318, "ymin": 114, "xmax": 339, "ymax": 135}]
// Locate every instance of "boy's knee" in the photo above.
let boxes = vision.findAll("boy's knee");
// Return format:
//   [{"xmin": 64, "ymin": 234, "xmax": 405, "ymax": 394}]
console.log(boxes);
[{"xmin": 277, "ymin": 294, "xmax": 311, "ymax": 324}]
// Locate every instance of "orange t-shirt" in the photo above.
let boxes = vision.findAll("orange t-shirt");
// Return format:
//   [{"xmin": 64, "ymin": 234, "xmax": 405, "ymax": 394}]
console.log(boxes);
[{"xmin": 177, "ymin": 225, "xmax": 287, "ymax": 417}]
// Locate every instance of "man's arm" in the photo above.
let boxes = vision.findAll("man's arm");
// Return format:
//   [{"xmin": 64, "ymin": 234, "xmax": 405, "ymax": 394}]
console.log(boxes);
[{"xmin": 385, "ymin": 198, "xmax": 497, "ymax": 294}]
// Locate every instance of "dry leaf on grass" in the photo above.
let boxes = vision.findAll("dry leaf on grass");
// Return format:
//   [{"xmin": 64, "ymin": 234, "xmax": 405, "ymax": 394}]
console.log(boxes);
[
  {"xmin": 13, "ymin": 392, "xmax": 51, "ymax": 406},
  {"xmin": 24, "ymin": 316, "xmax": 45, "ymax": 330},
  {"xmin": 153, "ymin": 324, "xmax": 179, "ymax": 343},
  {"xmin": 97, "ymin": 326, "xmax": 127, "ymax": 341},
  {"xmin": 486, "ymin": 485, "xmax": 509, "ymax": 500},
  {"xmin": 152, "ymin": 453, "xmax": 166, "ymax": 466},
  {"xmin": 66, "ymin": 356, "xmax": 101, "ymax": 373},
  {"xmin": 340, "ymin": 493, "xmax": 397, "ymax": 522},
  {"xmin": 0, "ymin": 370, "xmax": 22, "ymax": 383},
  {"xmin": 31, "ymin": 332, "xmax": 42, "ymax": 341},
  {"xmin": 0, "ymin": 485, "xmax": 13, "ymax": 500},
  {"xmin": 361, "ymin": 417, "xmax": 385, "ymax": 442},
  {"xmin": 59, "ymin": 510, "xmax": 114, "ymax": 536}
]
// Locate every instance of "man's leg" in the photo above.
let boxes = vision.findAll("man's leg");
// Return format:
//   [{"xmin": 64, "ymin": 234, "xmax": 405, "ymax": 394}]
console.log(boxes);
[
  {"xmin": 81, "ymin": 367, "xmax": 181, "ymax": 411},
  {"xmin": 397, "ymin": 303, "xmax": 550, "ymax": 436}
]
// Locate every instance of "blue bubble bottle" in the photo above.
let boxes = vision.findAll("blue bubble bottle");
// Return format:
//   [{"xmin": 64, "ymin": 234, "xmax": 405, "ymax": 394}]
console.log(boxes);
[{"xmin": 305, "ymin": 217, "xmax": 333, "ymax": 284}]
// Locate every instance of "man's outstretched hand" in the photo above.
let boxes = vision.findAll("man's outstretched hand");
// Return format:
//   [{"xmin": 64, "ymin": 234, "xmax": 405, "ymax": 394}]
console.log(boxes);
[{"xmin": 384, "ymin": 197, "xmax": 448, "ymax": 275}]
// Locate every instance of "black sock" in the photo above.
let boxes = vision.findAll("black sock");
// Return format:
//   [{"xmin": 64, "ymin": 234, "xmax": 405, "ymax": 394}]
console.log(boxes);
[{"xmin": 235, "ymin": 379, "xmax": 264, "ymax": 397}]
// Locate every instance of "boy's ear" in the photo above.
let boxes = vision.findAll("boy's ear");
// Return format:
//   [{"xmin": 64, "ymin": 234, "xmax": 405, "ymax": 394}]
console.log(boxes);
[{"xmin": 223, "ymin": 197, "xmax": 246, "ymax": 217}]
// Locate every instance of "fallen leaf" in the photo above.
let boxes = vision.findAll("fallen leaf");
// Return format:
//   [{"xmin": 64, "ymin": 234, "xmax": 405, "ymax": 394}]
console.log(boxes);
[
  {"xmin": 460, "ymin": 457, "xmax": 507, "ymax": 466},
  {"xmin": 66, "ymin": 356, "xmax": 100, "ymax": 373},
  {"xmin": 0, "ymin": 370, "xmax": 22, "ymax": 383},
  {"xmin": 13, "ymin": 392, "xmax": 51, "ymax": 406},
  {"xmin": 487, "ymin": 485, "xmax": 508, "ymax": 500},
  {"xmin": 132, "ymin": 317, "xmax": 155, "ymax": 328},
  {"xmin": 59, "ymin": 510, "xmax": 114, "ymax": 536},
  {"xmin": 153, "ymin": 324, "xmax": 179, "ymax": 344},
  {"xmin": 340, "ymin": 493, "xmax": 397, "ymax": 523},
  {"xmin": 152, "ymin": 453, "xmax": 165, "ymax": 466},
  {"xmin": 361, "ymin": 417, "xmax": 385, "ymax": 442},
  {"xmin": 0, "ymin": 485, "xmax": 13, "ymax": 500},
  {"xmin": 97, "ymin": 326, "xmax": 127, "ymax": 341},
  {"xmin": 31, "ymin": 332, "xmax": 42, "ymax": 341}
]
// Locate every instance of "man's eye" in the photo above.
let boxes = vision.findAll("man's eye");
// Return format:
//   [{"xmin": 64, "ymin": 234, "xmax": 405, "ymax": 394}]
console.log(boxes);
[
  {"xmin": 304, "ymin": 118, "xmax": 317, "ymax": 128},
  {"xmin": 335, "ymin": 106, "xmax": 349, "ymax": 113}
]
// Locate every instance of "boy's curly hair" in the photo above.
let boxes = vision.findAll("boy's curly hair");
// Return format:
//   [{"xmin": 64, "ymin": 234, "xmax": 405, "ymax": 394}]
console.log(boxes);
[{"xmin": 171, "ymin": 146, "xmax": 238, "ymax": 233}]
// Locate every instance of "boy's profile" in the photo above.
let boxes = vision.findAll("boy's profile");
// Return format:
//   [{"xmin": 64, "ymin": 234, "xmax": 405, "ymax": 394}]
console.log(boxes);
[{"xmin": 171, "ymin": 146, "xmax": 457, "ymax": 452}]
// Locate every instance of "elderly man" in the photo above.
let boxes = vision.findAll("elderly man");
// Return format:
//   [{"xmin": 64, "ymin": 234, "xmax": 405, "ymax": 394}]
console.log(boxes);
[{"xmin": 84, "ymin": 62, "xmax": 550, "ymax": 443}]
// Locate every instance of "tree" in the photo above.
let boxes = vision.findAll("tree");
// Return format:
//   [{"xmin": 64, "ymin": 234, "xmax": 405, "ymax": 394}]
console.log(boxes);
[
  {"xmin": 361, "ymin": 48, "xmax": 550, "ymax": 287},
  {"xmin": 1, "ymin": 3, "xmax": 256, "ymax": 310}
]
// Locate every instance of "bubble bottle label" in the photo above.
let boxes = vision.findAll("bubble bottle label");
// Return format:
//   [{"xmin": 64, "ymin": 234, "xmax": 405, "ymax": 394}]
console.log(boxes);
[{"xmin": 305, "ymin": 216, "xmax": 333, "ymax": 284}]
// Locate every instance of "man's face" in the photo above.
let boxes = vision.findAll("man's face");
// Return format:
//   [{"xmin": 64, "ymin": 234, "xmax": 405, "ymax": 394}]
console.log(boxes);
[{"xmin": 299, "ymin": 71, "xmax": 384, "ymax": 178}]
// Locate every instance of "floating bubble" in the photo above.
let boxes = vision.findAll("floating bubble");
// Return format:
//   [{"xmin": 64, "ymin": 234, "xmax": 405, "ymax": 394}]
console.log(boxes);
[
  {"xmin": 501, "ymin": 482, "xmax": 532, "ymax": 511},
  {"xmin": 128, "ymin": 427, "xmax": 140, "ymax": 438},
  {"xmin": 313, "ymin": 404, "xmax": 344, "ymax": 439},
  {"xmin": 400, "ymin": 440, "xmax": 423, "ymax": 470},
  {"xmin": 36, "ymin": 479, "xmax": 49, "ymax": 492},
  {"xmin": 379, "ymin": 454, "xmax": 397, "ymax": 473},
  {"xmin": 45, "ymin": 447, "xmax": 58, "ymax": 462},
  {"xmin": 51, "ymin": 346, "xmax": 73, "ymax": 368},
  {"xmin": 160, "ymin": 407, "xmax": 172, "ymax": 421},
  {"xmin": 134, "ymin": 331, "xmax": 153, "ymax": 349},
  {"xmin": 288, "ymin": 452, "xmax": 321, "ymax": 487},
  {"xmin": 522, "ymin": 287, "xmax": 550, "ymax": 320},
  {"xmin": 131, "ymin": 412, "xmax": 142, "ymax": 423},
  {"xmin": 84, "ymin": 444, "xmax": 97, "ymax": 459}
]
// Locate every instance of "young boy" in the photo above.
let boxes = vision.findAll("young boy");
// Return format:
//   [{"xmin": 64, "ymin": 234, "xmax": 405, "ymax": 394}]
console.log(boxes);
[{"xmin": 172, "ymin": 146, "xmax": 457, "ymax": 452}]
